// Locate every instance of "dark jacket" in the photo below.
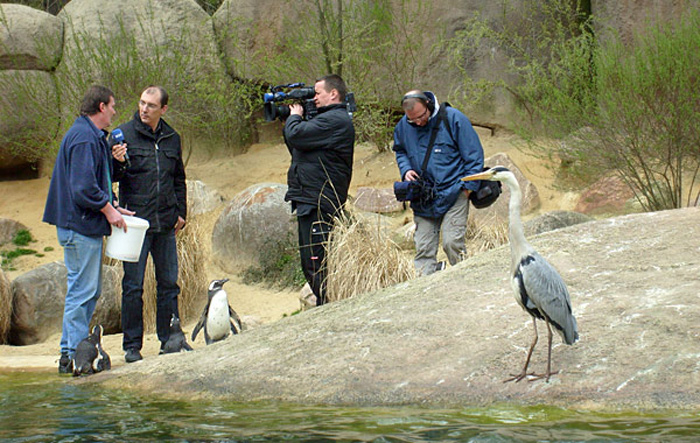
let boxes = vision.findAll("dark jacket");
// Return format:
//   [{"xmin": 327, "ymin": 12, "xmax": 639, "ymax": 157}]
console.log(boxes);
[
  {"xmin": 112, "ymin": 113, "xmax": 186, "ymax": 233},
  {"xmin": 393, "ymin": 92, "xmax": 484, "ymax": 218},
  {"xmin": 283, "ymin": 103, "xmax": 355, "ymax": 217},
  {"xmin": 43, "ymin": 116, "xmax": 113, "ymax": 237}
]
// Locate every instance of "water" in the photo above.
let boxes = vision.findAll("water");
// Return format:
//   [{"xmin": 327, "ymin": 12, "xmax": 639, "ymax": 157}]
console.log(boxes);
[{"xmin": 1, "ymin": 373, "xmax": 699, "ymax": 442}]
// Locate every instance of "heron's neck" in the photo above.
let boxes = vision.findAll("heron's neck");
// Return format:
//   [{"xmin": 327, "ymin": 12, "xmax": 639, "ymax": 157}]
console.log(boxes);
[{"xmin": 505, "ymin": 176, "xmax": 532, "ymax": 267}]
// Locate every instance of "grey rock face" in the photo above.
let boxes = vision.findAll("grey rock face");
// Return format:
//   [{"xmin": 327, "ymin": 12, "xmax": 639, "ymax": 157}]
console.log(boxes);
[{"xmin": 95, "ymin": 208, "xmax": 700, "ymax": 410}]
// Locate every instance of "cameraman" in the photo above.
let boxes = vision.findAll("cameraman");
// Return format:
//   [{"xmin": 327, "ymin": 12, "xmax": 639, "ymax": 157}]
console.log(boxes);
[
  {"xmin": 283, "ymin": 74, "xmax": 355, "ymax": 306},
  {"xmin": 393, "ymin": 90, "xmax": 484, "ymax": 276}
]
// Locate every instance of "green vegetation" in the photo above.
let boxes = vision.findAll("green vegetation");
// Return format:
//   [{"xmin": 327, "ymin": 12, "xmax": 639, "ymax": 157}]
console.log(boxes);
[{"xmin": 0, "ymin": 230, "xmax": 39, "ymax": 271}]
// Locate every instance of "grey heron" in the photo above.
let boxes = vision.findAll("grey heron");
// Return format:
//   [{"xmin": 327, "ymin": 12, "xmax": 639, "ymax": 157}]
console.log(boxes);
[{"xmin": 461, "ymin": 166, "xmax": 579, "ymax": 382}]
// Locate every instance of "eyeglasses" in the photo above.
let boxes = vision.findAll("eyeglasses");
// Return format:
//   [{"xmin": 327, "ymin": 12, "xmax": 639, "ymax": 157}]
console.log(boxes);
[{"xmin": 406, "ymin": 106, "xmax": 430, "ymax": 124}]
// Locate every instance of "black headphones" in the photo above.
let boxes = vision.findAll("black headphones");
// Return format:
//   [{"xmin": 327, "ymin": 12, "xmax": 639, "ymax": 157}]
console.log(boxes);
[{"xmin": 401, "ymin": 91, "xmax": 435, "ymax": 114}]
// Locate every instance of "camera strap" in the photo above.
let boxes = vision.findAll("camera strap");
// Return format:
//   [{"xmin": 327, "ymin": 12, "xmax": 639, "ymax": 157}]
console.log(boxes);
[{"xmin": 419, "ymin": 104, "xmax": 449, "ymax": 179}]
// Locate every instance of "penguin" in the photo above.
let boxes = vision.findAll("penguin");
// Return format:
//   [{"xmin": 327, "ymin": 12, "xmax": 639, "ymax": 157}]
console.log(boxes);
[
  {"xmin": 73, "ymin": 325, "xmax": 109, "ymax": 376},
  {"xmin": 191, "ymin": 278, "xmax": 243, "ymax": 345},
  {"xmin": 162, "ymin": 313, "xmax": 194, "ymax": 353}
]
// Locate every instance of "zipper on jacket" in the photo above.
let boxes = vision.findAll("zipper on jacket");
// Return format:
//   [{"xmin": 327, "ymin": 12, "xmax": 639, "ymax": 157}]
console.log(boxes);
[{"xmin": 154, "ymin": 141, "xmax": 161, "ymax": 231}]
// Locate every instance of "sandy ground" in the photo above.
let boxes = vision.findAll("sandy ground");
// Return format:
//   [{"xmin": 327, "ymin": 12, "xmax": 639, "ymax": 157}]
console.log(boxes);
[{"xmin": 0, "ymin": 130, "xmax": 572, "ymax": 372}]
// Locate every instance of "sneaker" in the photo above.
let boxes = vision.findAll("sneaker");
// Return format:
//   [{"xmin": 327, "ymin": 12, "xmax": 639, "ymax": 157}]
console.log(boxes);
[
  {"xmin": 125, "ymin": 348, "xmax": 143, "ymax": 363},
  {"xmin": 435, "ymin": 261, "xmax": 447, "ymax": 271},
  {"xmin": 58, "ymin": 352, "xmax": 73, "ymax": 374}
]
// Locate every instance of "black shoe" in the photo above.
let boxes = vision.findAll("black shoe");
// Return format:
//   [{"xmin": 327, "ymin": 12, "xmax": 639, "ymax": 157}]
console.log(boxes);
[
  {"xmin": 125, "ymin": 348, "xmax": 143, "ymax": 363},
  {"xmin": 436, "ymin": 261, "xmax": 447, "ymax": 271},
  {"xmin": 58, "ymin": 352, "xmax": 73, "ymax": 374}
]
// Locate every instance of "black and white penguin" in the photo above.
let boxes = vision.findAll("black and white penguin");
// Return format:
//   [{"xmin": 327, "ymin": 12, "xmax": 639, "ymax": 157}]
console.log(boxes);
[
  {"xmin": 73, "ymin": 325, "xmax": 109, "ymax": 376},
  {"xmin": 162, "ymin": 313, "xmax": 193, "ymax": 353},
  {"xmin": 191, "ymin": 278, "xmax": 242, "ymax": 345}
]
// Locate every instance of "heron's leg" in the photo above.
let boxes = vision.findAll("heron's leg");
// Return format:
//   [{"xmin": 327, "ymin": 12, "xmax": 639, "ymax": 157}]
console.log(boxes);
[
  {"xmin": 529, "ymin": 320, "xmax": 560, "ymax": 382},
  {"xmin": 504, "ymin": 317, "xmax": 538, "ymax": 383}
]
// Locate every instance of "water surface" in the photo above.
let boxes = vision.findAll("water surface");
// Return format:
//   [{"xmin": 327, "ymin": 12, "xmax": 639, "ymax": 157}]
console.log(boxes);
[{"xmin": 1, "ymin": 373, "xmax": 698, "ymax": 442}]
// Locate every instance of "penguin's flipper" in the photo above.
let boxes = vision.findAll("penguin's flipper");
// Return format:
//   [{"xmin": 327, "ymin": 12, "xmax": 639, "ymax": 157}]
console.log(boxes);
[
  {"xmin": 229, "ymin": 306, "xmax": 243, "ymax": 334},
  {"xmin": 96, "ymin": 347, "xmax": 111, "ymax": 372},
  {"xmin": 191, "ymin": 312, "xmax": 206, "ymax": 342}
]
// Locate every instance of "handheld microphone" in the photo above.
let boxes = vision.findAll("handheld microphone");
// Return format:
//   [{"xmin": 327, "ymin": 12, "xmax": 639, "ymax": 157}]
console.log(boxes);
[{"xmin": 111, "ymin": 128, "xmax": 130, "ymax": 167}]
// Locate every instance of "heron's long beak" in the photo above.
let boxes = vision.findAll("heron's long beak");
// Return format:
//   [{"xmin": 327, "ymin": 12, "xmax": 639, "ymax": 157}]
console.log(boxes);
[{"xmin": 461, "ymin": 170, "xmax": 492, "ymax": 182}]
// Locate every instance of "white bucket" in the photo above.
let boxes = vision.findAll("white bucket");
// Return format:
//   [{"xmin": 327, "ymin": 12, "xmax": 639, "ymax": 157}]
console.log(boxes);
[{"xmin": 105, "ymin": 215, "xmax": 150, "ymax": 262}]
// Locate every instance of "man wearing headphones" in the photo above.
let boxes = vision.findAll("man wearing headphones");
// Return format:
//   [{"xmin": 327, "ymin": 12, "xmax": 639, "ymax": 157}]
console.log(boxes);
[{"xmin": 393, "ymin": 90, "xmax": 484, "ymax": 275}]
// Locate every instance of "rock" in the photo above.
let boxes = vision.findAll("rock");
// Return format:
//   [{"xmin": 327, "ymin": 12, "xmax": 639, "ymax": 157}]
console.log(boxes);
[
  {"xmin": 0, "ymin": 218, "xmax": 28, "ymax": 246},
  {"xmin": 211, "ymin": 183, "xmax": 295, "ymax": 272},
  {"xmin": 523, "ymin": 210, "xmax": 593, "ymax": 237},
  {"xmin": 353, "ymin": 187, "xmax": 404, "ymax": 213},
  {"xmin": 94, "ymin": 208, "xmax": 700, "ymax": 410},
  {"xmin": 470, "ymin": 153, "xmax": 540, "ymax": 225},
  {"xmin": 8, "ymin": 262, "xmax": 122, "ymax": 346},
  {"xmin": 0, "ymin": 4, "xmax": 63, "ymax": 71},
  {"xmin": 187, "ymin": 179, "xmax": 226, "ymax": 216},
  {"xmin": 0, "ymin": 269, "xmax": 11, "ymax": 344},
  {"xmin": 298, "ymin": 282, "xmax": 316, "ymax": 311},
  {"xmin": 574, "ymin": 175, "xmax": 636, "ymax": 215}
]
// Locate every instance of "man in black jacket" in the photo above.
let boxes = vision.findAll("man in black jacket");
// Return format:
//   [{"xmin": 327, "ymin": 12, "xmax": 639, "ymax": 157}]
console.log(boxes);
[
  {"xmin": 283, "ymin": 74, "xmax": 355, "ymax": 306},
  {"xmin": 111, "ymin": 85, "xmax": 187, "ymax": 362}
]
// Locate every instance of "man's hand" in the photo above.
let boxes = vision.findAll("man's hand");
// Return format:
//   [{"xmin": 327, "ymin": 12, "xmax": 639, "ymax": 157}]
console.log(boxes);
[
  {"xmin": 174, "ymin": 216, "xmax": 186, "ymax": 234},
  {"xmin": 404, "ymin": 170, "xmax": 420, "ymax": 181},
  {"xmin": 289, "ymin": 103, "xmax": 304, "ymax": 117},
  {"xmin": 111, "ymin": 143, "xmax": 128, "ymax": 163}
]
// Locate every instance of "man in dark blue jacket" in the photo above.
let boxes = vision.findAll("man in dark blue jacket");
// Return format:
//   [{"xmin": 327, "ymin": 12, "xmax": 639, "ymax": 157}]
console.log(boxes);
[
  {"xmin": 283, "ymin": 74, "xmax": 355, "ymax": 306},
  {"xmin": 43, "ymin": 85, "xmax": 130, "ymax": 374},
  {"xmin": 111, "ymin": 85, "xmax": 187, "ymax": 363},
  {"xmin": 393, "ymin": 90, "xmax": 484, "ymax": 276}
]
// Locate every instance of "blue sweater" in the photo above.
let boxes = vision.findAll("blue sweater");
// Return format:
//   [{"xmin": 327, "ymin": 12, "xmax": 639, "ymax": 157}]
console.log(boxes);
[
  {"xmin": 393, "ymin": 92, "xmax": 484, "ymax": 218},
  {"xmin": 43, "ymin": 116, "xmax": 113, "ymax": 237}
]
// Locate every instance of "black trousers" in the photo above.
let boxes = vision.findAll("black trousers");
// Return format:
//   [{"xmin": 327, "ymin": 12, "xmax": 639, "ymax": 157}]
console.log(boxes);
[{"xmin": 297, "ymin": 212, "xmax": 333, "ymax": 306}]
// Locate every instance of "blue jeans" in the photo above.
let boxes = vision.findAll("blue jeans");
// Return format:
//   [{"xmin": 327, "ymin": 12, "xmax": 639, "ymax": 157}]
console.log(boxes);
[
  {"xmin": 57, "ymin": 227, "xmax": 103, "ymax": 357},
  {"xmin": 121, "ymin": 230, "xmax": 180, "ymax": 351}
]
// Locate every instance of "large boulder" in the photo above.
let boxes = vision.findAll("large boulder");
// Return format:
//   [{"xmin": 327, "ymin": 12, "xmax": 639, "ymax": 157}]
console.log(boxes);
[
  {"xmin": 0, "ymin": 269, "xmax": 11, "ymax": 344},
  {"xmin": 212, "ymin": 183, "xmax": 295, "ymax": 272},
  {"xmin": 0, "ymin": 4, "xmax": 63, "ymax": 71},
  {"xmin": 8, "ymin": 261, "xmax": 122, "ymax": 346},
  {"xmin": 96, "ymin": 208, "xmax": 700, "ymax": 410},
  {"xmin": 470, "ymin": 153, "xmax": 540, "ymax": 225},
  {"xmin": 56, "ymin": 0, "xmax": 226, "ymax": 115}
]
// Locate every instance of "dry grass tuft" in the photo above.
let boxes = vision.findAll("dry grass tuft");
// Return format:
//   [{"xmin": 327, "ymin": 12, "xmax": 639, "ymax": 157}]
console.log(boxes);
[
  {"xmin": 466, "ymin": 215, "xmax": 509, "ymax": 256},
  {"xmin": 0, "ymin": 270, "xmax": 11, "ymax": 344},
  {"xmin": 325, "ymin": 210, "xmax": 414, "ymax": 303},
  {"xmin": 142, "ymin": 215, "xmax": 208, "ymax": 332}
]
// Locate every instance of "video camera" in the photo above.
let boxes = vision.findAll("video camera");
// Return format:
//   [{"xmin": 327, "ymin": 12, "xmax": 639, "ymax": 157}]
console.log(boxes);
[{"xmin": 263, "ymin": 82, "xmax": 357, "ymax": 122}]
